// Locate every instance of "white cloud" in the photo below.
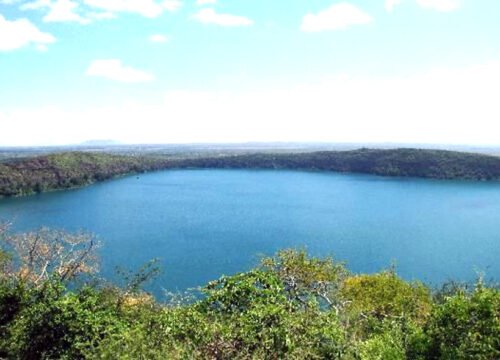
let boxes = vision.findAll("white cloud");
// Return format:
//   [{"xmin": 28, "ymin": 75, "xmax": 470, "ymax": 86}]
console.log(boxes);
[
  {"xmin": 45, "ymin": 0, "xmax": 90, "ymax": 23},
  {"xmin": 21, "ymin": 0, "xmax": 51, "ymax": 10},
  {"xmin": 83, "ymin": 0, "xmax": 164, "ymax": 18},
  {"xmin": 4, "ymin": 61, "xmax": 500, "ymax": 146},
  {"xmin": 23, "ymin": 0, "xmax": 182, "ymax": 20},
  {"xmin": 196, "ymin": 0, "xmax": 216, "ymax": 5},
  {"xmin": 0, "ymin": 14, "xmax": 56, "ymax": 51},
  {"xmin": 416, "ymin": 0, "xmax": 461, "ymax": 12},
  {"xmin": 192, "ymin": 8, "xmax": 253, "ymax": 27},
  {"xmin": 35, "ymin": 43, "xmax": 48, "ymax": 51},
  {"xmin": 301, "ymin": 2, "xmax": 373, "ymax": 32},
  {"xmin": 162, "ymin": 0, "xmax": 182, "ymax": 12},
  {"xmin": 149, "ymin": 34, "xmax": 169, "ymax": 43},
  {"xmin": 385, "ymin": 0, "xmax": 401, "ymax": 12},
  {"xmin": 22, "ymin": 0, "xmax": 90, "ymax": 23},
  {"xmin": 86, "ymin": 59, "xmax": 154, "ymax": 83},
  {"xmin": 86, "ymin": 11, "xmax": 116, "ymax": 20}
]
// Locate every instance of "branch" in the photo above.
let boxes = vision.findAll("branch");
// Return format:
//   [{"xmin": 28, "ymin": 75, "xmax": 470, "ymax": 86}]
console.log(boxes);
[
  {"xmin": 60, "ymin": 238, "xmax": 95, "ymax": 282},
  {"xmin": 35, "ymin": 260, "xmax": 50, "ymax": 285}
]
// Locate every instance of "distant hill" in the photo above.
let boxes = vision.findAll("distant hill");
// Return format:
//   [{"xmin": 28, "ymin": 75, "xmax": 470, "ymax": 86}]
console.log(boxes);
[
  {"xmin": 2, "ymin": 148, "xmax": 500, "ymax": 197},
  {"xmin": 175, "ymin": 148, "xmax": 500, "ymax": 181},
  {"xmin": 0, "ymin": 152, "xmax": 169, "ymax": 197}
]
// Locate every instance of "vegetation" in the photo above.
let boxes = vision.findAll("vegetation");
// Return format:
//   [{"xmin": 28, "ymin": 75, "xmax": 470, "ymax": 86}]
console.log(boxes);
[
  {"xmin": 0, "ymin": 226, "xmax": 498, "ymax": 359},
  {"xmin": 177, "ymin": 148, "xmax": 500, "ymax": 181},
  {"xmin": 0, "ymin": 152, "xmax": 170, "ymax": 197},
  {"xmin": 2, "ymin": 148, "xmax": 500, "ymax": 197}
]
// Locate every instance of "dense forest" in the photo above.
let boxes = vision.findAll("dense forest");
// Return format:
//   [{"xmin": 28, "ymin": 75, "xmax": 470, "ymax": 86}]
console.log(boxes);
[
  {"xmin": 0, "ymin": 225, "xmax": 498, "ymax": 359},
  {"xmin": 0, "ymin": 152, "xmax": 170, "ymax": 197},
  {"xmin": 2, "ymin": 148, "xmax": 500, "ymax": 197},
  {"xmin": 177, "ymin": 148, "xmax": 500, "ymax": 180}
]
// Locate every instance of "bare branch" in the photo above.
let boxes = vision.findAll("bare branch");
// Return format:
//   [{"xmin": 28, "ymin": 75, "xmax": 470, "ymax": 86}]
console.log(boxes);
[{"xmin": 5, "ymin": 228, "xmax": 100, "ymax": 286}]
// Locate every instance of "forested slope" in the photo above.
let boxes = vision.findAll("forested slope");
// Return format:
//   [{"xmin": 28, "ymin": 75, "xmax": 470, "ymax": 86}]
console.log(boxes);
[
  {"xmin": 0, "ymin": 152, "xmax": 168, "ymax": 197},
  {"xmin": 2, "ymin": 148, "xmax": 500, "ymax": 197},
  {"xmin": 177, "ymin": 148, "xmax": 500, "ymax": 180}
]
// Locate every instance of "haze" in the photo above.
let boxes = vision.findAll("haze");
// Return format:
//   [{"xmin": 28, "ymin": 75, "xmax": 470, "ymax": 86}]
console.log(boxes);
[{"xmin": 1, "ymin": 0, "xmax": 500, "ymax": 146}]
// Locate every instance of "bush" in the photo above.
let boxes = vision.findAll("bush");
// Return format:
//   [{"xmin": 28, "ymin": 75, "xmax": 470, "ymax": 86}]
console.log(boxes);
[
  {"xmin": 0, "ymin": 247, "xmax": 498, "ymax": 359},
  {"xmin": 423, "ymin": 282, "xmax": 500, "ymax": 359}
]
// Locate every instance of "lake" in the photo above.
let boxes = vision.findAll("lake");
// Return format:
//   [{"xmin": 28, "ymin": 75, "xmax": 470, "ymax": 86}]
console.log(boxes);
[{"xmin": 0, "ymin": 169, "xmax": 499, "ymax": 296}]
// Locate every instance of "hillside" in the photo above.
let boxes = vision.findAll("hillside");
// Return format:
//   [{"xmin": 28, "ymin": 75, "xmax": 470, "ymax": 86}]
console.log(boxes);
[
  {"xmin": 175, "ymin": 148, "xmax": 500, "ymax": 180},
  {"xmin": 2, "ymin": 148, "xmax": 500, "ymax": 197},
  {"xmin": 0, "ymin": 152, "xmax": 169, "ymax": 197}
]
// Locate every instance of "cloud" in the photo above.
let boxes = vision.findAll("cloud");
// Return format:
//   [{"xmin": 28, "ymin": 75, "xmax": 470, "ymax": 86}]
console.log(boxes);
[
  {"xmin": 301, "ymin": 2, "xmax": 373, "ymax": 32},
  {"xmin": 86, "ymin": 11, "xmax": 115, "ymax": 20},
  {"xmin": 83, "ymin": 0, "xmax": 164, "ymax": 18},
  {"xmin": 20, "ymin": 0, "xmax": 51, "ymax": 10},
  {"xmin": 162, "ymin": 0, "xmax": 182, "ymax": 12},
  {"xmin": 0, "ymin": 14, "xmax": 56, "ymax": 51},
  {"xmin": 22, "ymin": 0, "xmax": 90, "ymax": 23},
  {"xmin": 35, "ymin": 43, "xmax": 48, "ymax": 51},
  {"xmin": 154, "ymin": 64, "xmax": 500, "ymax": 145},
  {"xmin": 192, "ymin": 8, "xmax": 253, "ymax": 26},
  {"xmin": 5, "ymin": 61, "xmax": 500, "ymax": 146},
  {"xmin": 416, "ymin": 0, "xmax": 461, "ymax": 12},
  {"xmin": 86, "ymin": 59, "xmax": 154, "ymax": 83},
  {"xmin": 22, "ymin": 0, "xmax": 182, "ymax": 20},
  {"xmin": 149, "ymin": 34, "xmax": 169, "ymax": 43},
  {"xmin": 196, "ymin": 0, "xmax": 216, "ymax": 5},
  {"xmin": 45, "ymin": 0, "xmax": 90, "ymax": 23},
  {"xmin": 385, "ymin": 0, "xmax": 401, "ymax": 12},
  {"xmin": 148, "ymin": 61, "xmax": 500, "ymax": 145}
]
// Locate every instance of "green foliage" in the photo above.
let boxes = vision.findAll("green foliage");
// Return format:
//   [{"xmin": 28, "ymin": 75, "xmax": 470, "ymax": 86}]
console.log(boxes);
[
  {"xmin": 0, "ymin": 248, "xmax": 498, "ymax": 359},
  {"xmin": 0, "ymin": 152, "xmax": 170, "ymax": 197},
  {"xmin": 261, "ymin": 249, "xmax": 348, "ymax": 312},
  {"xmin": 176, "ymin": 148, "xmax": 500, "ymax": 181},
  {"xmin": 423, "ymin": 282, "xmax": 500, "ymax": 359},
  {"xmin": 340, "ymin": 271, "xmax": 432, "ymax": 325},
  {"xmin": 0, "ymin": 249, "xmax": 10, "ymax": 275},
  {"xmin": 358, "ymin": 325, "xmax": 406, "ymax": 360},
  {"xmin": 1, "ymin": 280, "xmax": 127, "ymax": 359},
  {"xmin": 201, "ymin": 270, "xmax": 289, "ymax": 314}
]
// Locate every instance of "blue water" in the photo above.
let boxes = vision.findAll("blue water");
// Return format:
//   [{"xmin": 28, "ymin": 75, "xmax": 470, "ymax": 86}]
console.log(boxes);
[{"xmin": 0, "ymin": 170, "xmax": 499, "ymax": 296}]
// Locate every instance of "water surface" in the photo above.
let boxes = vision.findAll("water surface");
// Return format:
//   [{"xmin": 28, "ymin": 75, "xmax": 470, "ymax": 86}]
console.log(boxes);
[{"xmin": 0, "ymin": 170, "xmax": 498, "ymax": 295}]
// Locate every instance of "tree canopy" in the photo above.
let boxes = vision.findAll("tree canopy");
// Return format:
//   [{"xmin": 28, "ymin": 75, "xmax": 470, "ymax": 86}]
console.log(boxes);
[{"xmin": 0, "ymin": 231, "xmax": 498, "ymax": 359}]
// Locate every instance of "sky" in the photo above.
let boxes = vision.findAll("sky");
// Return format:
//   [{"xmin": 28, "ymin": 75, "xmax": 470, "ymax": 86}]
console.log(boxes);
[{"xmin": 0, "ymin": 0, "xmax": 500, "ymax": 146}]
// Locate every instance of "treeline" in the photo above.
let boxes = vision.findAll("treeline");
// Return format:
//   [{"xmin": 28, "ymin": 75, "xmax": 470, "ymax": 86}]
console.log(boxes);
[
  {"xmin": 175, "ymin": 148, "xmax": 500, "ymax": 180},
  {"xmin": 0, "ymin": 152, "xmax": 170, "ymax": 197},
  {"xmin": 3, "ymin": 148, "xmax": 500, "ymax": 197},
  {"xmin": 0, "ymin": 227, "xmax": 498, "ymax": 359}
]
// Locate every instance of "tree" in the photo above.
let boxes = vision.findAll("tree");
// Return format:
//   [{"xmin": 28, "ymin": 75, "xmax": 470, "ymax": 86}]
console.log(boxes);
[
  {"xmin": 2, "ymin": 227, "xmax": 99, "ymax": 285},
  {"xmin": 424, "ymin": 282, "xmax": 500, "ymax": 359},
  {"xmin": 340, "ymin": 271, "xmax": 432, "ymax": 325},
  {"xmin": 261, "ymin": 249, "xmax": 349, "ymax": 313}
]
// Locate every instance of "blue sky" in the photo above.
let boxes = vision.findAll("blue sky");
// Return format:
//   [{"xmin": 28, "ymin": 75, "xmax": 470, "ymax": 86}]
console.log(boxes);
[{"xmin": 1, "ymin": 0, "xmax": 500, "ymax": 146}]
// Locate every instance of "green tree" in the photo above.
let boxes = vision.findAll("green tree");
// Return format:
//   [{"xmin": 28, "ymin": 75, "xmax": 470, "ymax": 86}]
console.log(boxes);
[{"xmin": 424, "ymin": 282, "xmax": 500, "ymax": 359}]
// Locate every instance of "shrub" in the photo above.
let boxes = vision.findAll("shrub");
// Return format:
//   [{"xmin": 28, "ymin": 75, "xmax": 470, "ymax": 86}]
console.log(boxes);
[{"xmin": 423, "ymin": 282, "xmax": 500, "ymax": 359}]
